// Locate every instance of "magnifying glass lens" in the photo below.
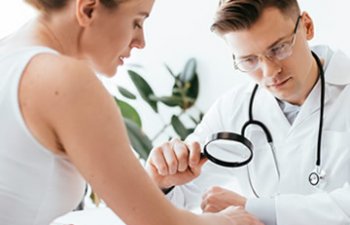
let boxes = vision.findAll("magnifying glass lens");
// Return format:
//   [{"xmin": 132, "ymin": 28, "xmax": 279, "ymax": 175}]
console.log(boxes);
[{"xmin": 205, "ymin": 139, "xmax": 252, "ymax": 167}]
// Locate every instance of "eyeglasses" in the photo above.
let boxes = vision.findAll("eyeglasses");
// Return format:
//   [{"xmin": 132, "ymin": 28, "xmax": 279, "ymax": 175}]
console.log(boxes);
[{"xmin": 233, "ymin": 15, "xmax": 302, "ymax": 73}]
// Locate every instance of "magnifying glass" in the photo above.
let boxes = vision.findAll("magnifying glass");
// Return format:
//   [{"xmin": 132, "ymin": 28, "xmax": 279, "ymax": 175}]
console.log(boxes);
[{"xmin": 201, "ymin": 132, "xmax": 253, "ymax": 168}]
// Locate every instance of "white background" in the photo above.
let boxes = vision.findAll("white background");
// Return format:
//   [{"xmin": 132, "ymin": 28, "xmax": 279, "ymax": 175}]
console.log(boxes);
[{"xmin": 1, "ymin": 0, "xmax": 349, "ymax": 145}]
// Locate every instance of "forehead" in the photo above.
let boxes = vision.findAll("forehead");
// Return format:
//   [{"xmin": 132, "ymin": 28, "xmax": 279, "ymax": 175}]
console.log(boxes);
[
  {"xmin": 113, "ymin": 0, "xmax": 154, "ymax": 15},
  {"xmin": 222, "ymin": 7, "xmax": 296, "ymax": 57}
]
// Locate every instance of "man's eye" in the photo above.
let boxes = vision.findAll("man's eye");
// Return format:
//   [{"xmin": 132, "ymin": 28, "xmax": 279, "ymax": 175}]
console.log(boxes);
[
  {"xmin": 242, "ymin": 57, "xmax": 257, "ymax": 65},
  {"xmin": 271, "ymin": 42, "xmax": 288, "ymax": 54}
]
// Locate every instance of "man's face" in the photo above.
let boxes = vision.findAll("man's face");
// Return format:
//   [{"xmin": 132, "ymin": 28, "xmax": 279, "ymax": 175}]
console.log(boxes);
[{"xmin": 222, "ymin": 7, "xmax": 316, "ymax": 105}]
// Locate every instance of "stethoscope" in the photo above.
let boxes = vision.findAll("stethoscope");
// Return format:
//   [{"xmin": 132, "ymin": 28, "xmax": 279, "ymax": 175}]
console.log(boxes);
[
  {"xmin": 244, "ymin": 51, "xmax": 326, "ymax": 191},
  {"xmin": 203, "ymin": 51, "xmax": 326, "ymax": 197}
]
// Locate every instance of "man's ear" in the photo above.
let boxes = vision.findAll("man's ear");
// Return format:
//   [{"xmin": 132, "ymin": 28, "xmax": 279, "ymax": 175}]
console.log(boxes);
[
  {"xmin": 301, "ymin": 12, "xmax": 314, "ymax": 40},
  {"xmin": 75, "ymin": 0, "xmax": 99, "ymax": 27}
]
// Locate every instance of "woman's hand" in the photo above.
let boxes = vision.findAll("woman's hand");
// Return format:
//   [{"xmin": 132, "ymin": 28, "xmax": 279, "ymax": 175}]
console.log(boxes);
[
  {"xmin": 218, "ymin": 206, "xmax": 264, "ymax": 225},
  {"xmin": 201, "ymin": 186, "xmax": 247, "ymax": 212}
]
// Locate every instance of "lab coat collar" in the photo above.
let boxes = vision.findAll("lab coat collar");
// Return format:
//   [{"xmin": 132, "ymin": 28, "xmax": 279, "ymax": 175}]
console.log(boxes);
[
  {"xmin": 288, "ymin": 45, "xmax": 350, "ymax": 131},
  {"xmin": 253, "ymin": 45, "xmax": 350, "ymax": 135},
  {"xmin": 255, "ymin": 87, "xmax": 292, "ymax": 136},
  {"xmin": 313, "ymin": 45, "xmax": 350, "ymax": 85}
]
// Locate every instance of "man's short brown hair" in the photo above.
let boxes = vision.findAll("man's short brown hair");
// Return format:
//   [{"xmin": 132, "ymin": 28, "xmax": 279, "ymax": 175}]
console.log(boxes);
[{"xmin": 211, "ymin": 0, "xmax": 300, "ymax": 34}]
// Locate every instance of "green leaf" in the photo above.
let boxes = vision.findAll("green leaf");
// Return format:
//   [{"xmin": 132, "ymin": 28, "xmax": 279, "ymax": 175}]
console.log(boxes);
[
  {"xmin": 149, "ymin": 95, "xmax": 184, "ymax": 107},
  {"xmin": 128, "ymin": 70, "xmax": 158, "ymax": 112},
  {"xmin": 179, "ymin": 58, "xmax": 197, "ymax": 82},
  {"xmin": 171, "ymin": 75, "xmax": 199, "ymax": 110},
  {"xmin": 115, "ymin": 98, "xmax": 142, "ymax": 128},
  {"xmin": 171, "ymin": 115, "xmax": 191, "ymax": 140},
  {"xmin": 174, "ymin": 73, "xmax": 184, "ymax": 89},
  {"xmin": 117, "ymin": 85, "xmax": 137, "ymax": 100},
  {"xmin": 185, "ymin": 73, "xmax": 199, "ymax": 100},
  {"xmin": 126, "ymin": 63, "xmax": 144, "ymax": 69},
  {"xmin": 124, "ymin": 118, "xmax": 153, "ymax": 160},
  {"xmin": 199, "ymin": 111, "xmax": 204, "ymax": 121},
  {"xmin": 187, "ymin": 128, "xmax": 195, "ymax": 134}
]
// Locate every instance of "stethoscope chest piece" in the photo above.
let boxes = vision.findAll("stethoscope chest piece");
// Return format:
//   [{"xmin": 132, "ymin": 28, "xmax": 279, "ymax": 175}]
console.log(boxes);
[{"xmin": 309, "ymin": 167, "xmax": 326, "ymax": 186}]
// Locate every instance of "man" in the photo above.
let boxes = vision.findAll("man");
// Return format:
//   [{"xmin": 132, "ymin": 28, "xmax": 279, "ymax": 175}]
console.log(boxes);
[{"xmin": 145, "ymin": 0, "xmax": 350, "ymax": 224}]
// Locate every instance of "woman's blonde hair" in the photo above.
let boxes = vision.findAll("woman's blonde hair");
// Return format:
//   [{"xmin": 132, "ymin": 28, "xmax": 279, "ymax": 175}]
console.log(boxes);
[{"xmin": 25, "ymin": 0, "xmax": 125, "ymax": 11}]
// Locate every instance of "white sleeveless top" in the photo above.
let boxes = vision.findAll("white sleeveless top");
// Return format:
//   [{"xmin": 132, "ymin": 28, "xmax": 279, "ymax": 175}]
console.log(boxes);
[{"xmin": 0, "ymin": 46, "xmax": 86, "ymax": 225}]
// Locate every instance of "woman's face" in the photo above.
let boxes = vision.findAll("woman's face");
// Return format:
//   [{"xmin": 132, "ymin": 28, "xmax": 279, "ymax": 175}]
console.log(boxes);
[{"xmin": 79, "ymin": 0, "xmax": 155, "ymax": 76}]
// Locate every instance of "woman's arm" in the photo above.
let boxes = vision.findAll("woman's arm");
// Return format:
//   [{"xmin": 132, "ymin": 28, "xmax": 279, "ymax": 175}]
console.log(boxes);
[{"xmin": 19, "ymin": 53, "xmax": 262, "ymax": 225}]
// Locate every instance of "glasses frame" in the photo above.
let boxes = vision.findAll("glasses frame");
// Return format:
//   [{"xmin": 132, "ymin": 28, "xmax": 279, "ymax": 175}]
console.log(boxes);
[{"xmin": 233, "ymin": 15, "xmax": 302, "ymax": 73}]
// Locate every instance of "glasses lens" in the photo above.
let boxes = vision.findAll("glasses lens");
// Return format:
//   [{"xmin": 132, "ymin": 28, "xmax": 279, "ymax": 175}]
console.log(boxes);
[
  {"xmin": 236, "ymin": 57, "xmax": 258, "ymax": 72},
  {"xmin": 273, "ymin": 37, "xmax": 297, "ymax": 60}
]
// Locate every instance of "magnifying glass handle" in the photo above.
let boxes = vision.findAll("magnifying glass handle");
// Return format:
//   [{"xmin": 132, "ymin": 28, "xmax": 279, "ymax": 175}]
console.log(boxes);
[{"xmin": 186, "ymin": 150, "xmax": 207, "ymax": 159}]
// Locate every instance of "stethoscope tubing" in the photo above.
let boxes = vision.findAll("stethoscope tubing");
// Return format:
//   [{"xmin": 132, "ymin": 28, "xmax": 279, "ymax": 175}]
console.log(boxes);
[{"xmin": 202, "ymin": 51, "xmax": 325, "ymax": 191}]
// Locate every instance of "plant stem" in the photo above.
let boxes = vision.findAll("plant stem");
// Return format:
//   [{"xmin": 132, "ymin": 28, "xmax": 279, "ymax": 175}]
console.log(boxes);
[
  {"xmin": 151, "ymin": 124, "xmax": 171, "ymax": 142},
  {"xmin": 151, "ymin": 110, "xmax": 186, "ymax": 141}
]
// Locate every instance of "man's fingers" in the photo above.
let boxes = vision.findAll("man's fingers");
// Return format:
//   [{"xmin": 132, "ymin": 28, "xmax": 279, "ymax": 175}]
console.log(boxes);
[
  {"xmin": 149, "ymin": 146, "xmax": 169, "ymax": 176},
  {"xmin": 188, "ymin": 141, "xmax": 202, "ymax": 167},
  {"xmin": 172, "ymin": 139, "xmax": 190, "ymax": 172},
  {"xmin": 162, "ymin": 143, "xmax": 179, "ymax": 175}
]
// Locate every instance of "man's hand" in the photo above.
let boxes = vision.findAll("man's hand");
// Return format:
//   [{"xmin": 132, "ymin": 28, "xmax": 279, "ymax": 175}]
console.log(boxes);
[
  {"xmin": 145, "ymin": 138, "xmax": 207, "ymax": 189},
  {"xmin": 201, "ymin": 186, "xmax": 247, "ymax": 212}
]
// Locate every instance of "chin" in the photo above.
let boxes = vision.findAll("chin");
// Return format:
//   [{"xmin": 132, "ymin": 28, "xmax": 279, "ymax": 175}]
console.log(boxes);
[{"xmin": 98, "ymin": 65, "xmax": 118, "ymax": 78}]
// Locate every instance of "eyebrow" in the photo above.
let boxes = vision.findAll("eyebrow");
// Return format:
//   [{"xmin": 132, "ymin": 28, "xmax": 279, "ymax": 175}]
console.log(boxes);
[{"xmin": 138, "ymin": 12, "xmax": 150, "ymax": 18}]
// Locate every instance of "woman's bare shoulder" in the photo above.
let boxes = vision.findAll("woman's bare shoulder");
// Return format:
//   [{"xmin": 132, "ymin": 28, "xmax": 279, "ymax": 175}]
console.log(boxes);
[
  {"xmin": 21, "ymin": 52, "xmax": 110, "ymax": 115},
  {"xmin": 19, "ymin": 53, "xmax": 112, "ymax": 152},
  {"xmin": 21, "ymin": 51, "xmax": 111, "ymax": 104},
  {"xmin": 24, "ymin": 53, "xmax": 98, "ymax": 88}
]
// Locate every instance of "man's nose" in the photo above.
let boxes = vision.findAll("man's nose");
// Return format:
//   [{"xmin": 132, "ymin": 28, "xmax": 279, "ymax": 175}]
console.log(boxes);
[{"xmin": 260, "ymin": 56, "xmax": 282, "ymax": 78}]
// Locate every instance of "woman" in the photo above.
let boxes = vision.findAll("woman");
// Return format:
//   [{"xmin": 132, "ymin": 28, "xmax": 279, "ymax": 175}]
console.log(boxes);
[{"xmin": 0, "ymin": 0, "xmax": 263, "ymax": 225}]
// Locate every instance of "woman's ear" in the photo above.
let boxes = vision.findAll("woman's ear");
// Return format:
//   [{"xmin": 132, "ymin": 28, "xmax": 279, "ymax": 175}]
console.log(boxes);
[
  {"xmin": 301, "ymin": 11, "xmax": 314, "ymax": 40},
  {"xmin": 75, "ymin": 0, "xmax": 99, "ymax": 27}
]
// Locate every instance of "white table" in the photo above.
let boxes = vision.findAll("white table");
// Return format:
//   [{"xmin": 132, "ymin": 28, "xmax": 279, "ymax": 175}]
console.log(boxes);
[{"xmin": 53, "ymin": 208, "xmax": 125, "ymax": 225}]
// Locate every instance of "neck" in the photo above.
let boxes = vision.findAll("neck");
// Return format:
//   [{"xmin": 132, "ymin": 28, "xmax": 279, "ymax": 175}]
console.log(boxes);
[
  {"xmin": 37, "ymin": 18, "xmax": 66, "ymax": 53},
  {"xmin": 292, "ymin": 53, "xmax": 321, "ymax": 106},
  {"xmin": 306, "ymin": 53, "xmax": 323, "ymax": 100},
  {"xmin": 32, "ymin": 11, "xmax": 81, "ymax": 58}
]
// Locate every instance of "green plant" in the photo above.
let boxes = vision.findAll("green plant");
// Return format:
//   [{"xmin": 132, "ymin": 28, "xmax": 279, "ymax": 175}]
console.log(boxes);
[
  {"xmin": 115, "ymin": 58, "xmax": 204, "ymax": 160},
  {"xmin": 87, "ymin": 58, "xmax": 204, "ymax": 207}
]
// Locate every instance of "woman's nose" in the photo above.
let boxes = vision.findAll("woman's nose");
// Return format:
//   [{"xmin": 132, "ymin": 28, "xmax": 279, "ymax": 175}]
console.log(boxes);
[{"xmin": 131, "ymin": 30, "xmax": 146, "ymax": 49}]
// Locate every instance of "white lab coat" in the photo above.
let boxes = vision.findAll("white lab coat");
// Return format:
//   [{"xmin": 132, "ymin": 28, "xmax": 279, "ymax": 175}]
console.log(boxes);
[{"xmin": 167, "ymin": 46, "xmax": 350, "ymax": 225}]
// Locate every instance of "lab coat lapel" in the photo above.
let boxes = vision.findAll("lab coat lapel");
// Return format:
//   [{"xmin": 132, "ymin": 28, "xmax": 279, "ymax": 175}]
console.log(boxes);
[
  {"xmin": 290, "ymin": 48, "xmax": 348, "ymax": 131},
  {"xmin": 290, "ymin": 80, "xmax": 322, "ymax": 131},
  {"xmin": 254, "ymin": 88, "xmax": 291, "ymax": 135}
]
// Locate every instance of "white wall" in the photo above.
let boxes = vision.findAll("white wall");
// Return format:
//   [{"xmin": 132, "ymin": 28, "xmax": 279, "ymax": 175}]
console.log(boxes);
[
  {"xmin": 0, "ymin": 1, "xmax": 36, "ymax": 36},
  {"xmin": 113, "ymin": 0, "xmax": 350, "ymax": 144},
  {"xmin": 1, "ymin": 0, "xmax": 349, "ymax": 145},
  {"xmin": 299, "ymin": 0, "xmax": 350, "ymax": 55}
]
